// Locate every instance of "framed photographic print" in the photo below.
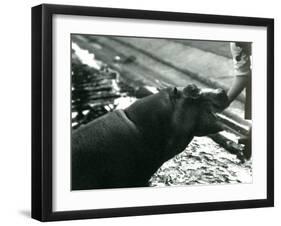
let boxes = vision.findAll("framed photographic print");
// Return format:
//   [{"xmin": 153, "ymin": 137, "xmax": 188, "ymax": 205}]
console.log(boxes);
[{"xmin": 32, "ymin": 4, "xmax": 274, "ymax": 221}]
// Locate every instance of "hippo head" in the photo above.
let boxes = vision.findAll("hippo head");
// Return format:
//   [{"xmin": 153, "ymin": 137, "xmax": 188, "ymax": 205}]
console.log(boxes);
[{"xmin": 168, "ymin": 84, "xmax": 228, "ymax": 137}]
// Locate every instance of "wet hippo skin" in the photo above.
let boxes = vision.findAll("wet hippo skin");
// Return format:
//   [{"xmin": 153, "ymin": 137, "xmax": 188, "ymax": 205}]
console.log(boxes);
[{"xmin": 72, "ymin": 84, "xmax": 228, "ymax": 190}]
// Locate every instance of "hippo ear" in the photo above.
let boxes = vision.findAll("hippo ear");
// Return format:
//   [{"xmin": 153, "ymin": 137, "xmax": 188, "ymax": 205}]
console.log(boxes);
[
  {"xmin": 173, "ymin": 87, "xmax": 178, "ymax": 95},
  {"xmin": 183, "ymin": 84, "xmax": 201, "ymax": 99},
  {"xmin": 173, "ymin": 87, "xmax": 181, "ymax": 98}
]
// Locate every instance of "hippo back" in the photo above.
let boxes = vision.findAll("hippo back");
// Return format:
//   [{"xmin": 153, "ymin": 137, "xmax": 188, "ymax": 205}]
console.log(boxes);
[{"xmin": 72, "ymin": 110, "xmax": 145, "ymax": 190}]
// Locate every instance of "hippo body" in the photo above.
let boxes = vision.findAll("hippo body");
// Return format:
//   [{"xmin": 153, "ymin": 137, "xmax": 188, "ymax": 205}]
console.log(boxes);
[{"xmin": 72, "ymin": 85, "xmax": 228, "ymax": 190}]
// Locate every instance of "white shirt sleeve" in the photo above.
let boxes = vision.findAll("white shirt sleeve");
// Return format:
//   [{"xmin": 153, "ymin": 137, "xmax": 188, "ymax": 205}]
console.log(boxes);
[{"xmin": 230, "ymin": 42, "xmax": 251, "ymax": 76}]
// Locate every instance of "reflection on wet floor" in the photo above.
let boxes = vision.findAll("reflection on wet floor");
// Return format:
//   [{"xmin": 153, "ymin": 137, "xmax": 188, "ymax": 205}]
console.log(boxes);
[{"xmin": 150, "ymin": 136, "xmax": 252, "ymax": 186}]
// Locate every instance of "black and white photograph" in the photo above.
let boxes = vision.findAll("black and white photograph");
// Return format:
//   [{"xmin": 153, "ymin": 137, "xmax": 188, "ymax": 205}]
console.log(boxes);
[
  {"xmin": 0, "ymin": 0, "xmax": 279, "ymax": 224},
  {"xmin": 71, "ymin": 34, "xmax": 252, "ymax": 190},
  {"xmin": 30, "ymin": 3, "xmax": 274, "ymax": 222}
]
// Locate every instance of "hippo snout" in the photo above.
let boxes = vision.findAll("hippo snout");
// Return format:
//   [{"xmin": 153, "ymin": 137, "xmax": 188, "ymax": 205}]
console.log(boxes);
[
  {"xmin": 214, "ymin": 88, "xmax": 228, "ymax": 111},
  {"xmin": 200, "ymin": 88, "xmax": 228, "ymax": 112}
]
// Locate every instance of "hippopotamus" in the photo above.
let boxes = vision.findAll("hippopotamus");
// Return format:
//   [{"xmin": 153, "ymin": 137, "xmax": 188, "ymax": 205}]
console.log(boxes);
[{"xmin": 71, "ymin": 84, "xmax": 228, "ymax": 190}]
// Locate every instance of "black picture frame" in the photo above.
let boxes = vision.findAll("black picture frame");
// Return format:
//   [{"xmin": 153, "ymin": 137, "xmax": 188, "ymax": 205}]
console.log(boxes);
[{"xmin": 32, "ymin": 3, "xmax": 274, "ymax": 222}]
